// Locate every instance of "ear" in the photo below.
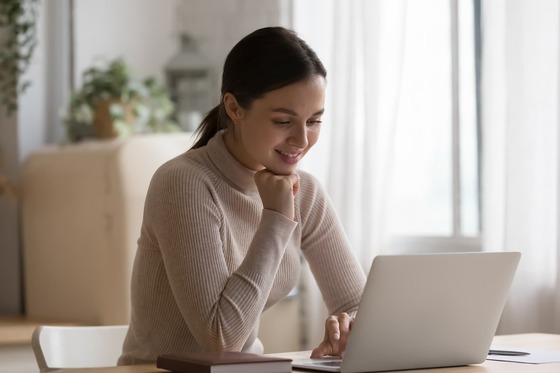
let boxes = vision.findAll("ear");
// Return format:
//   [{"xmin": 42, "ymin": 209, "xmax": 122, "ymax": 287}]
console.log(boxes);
[{"xmin": 223, "ymin": 92, "xmax": 244, "ymax": 123}]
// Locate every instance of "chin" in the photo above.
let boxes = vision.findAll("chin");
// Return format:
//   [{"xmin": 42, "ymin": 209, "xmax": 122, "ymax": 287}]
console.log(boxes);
[{"xmin": 266, "ymin": 164, "xmax": 297, "ymax": 176}]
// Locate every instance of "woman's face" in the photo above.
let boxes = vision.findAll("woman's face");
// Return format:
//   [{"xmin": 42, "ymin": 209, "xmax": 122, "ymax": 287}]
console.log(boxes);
[{"xmin": 226, "ymin": 76, "xmax": 325, "ymax": 175}]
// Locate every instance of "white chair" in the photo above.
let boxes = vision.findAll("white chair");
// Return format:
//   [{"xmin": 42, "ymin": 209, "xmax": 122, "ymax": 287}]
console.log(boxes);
[{"xmin": 31, "ymin": 325, "xmax": 128, "ymax": 372}]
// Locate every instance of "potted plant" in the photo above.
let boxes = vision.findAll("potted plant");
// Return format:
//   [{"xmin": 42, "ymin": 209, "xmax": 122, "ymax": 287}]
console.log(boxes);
[{"xmin": 62, "ymin": 58, "xmax": 180, "ymax": 142}]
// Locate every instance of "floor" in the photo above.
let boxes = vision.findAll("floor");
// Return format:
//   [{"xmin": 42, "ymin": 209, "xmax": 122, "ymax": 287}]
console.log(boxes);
[
  {"xmin": 0, "ymin": 316, "xmax": 41, "ymax": 373},
  {"xmin": 0, "ymin": 344, "xmax": 38, "ymax": 373}
]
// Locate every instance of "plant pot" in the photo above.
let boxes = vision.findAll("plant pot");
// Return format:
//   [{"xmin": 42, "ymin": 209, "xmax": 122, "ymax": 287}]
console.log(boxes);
[{"xmin": 93, "ymin": 99, "xmax": 136, "ymax": 139}]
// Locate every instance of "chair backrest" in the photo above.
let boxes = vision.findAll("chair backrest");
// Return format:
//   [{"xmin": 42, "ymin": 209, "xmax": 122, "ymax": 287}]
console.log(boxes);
[{"xmin": 31, "ymin": 325, "xmax": 129, "ymax": 372}]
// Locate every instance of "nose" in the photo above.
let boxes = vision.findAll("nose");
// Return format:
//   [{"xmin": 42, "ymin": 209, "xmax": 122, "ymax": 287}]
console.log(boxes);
[{"xmin": 288, "ymin": 123, "xmax": 308, "ymax": 149}]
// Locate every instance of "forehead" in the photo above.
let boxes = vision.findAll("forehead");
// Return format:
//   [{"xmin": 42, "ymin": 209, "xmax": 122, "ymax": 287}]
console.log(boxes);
[{"xmin": 252, "ymin": 77, "xmax": 326, "ymax": 113}]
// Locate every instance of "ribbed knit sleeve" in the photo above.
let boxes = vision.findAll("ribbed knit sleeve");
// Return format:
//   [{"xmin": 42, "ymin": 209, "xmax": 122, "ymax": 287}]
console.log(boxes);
[{"xmin": 297, "ymin": 172, "xmax": 366, "ymax": 315}]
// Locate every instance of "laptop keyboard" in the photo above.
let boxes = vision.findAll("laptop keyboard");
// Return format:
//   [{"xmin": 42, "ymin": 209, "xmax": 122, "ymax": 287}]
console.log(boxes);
[{"xmin": 312, "ymin": 360, "xmax": 342, "ymax": 367}]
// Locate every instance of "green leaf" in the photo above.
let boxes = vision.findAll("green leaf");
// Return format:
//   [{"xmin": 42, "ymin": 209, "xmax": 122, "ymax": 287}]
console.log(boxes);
[{"xmin": 0, "ymin": 0, "xmax": 39, "ymax": 116}]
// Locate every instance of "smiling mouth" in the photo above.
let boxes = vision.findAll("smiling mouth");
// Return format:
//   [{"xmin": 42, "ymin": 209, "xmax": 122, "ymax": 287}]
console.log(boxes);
[
  {"xmin": 276, "ymin": 149, "xmax": 302, "ymax": 164},
  {"xmin": 277, "ymin": 150, "xmax": 300, "ymax": 158}
]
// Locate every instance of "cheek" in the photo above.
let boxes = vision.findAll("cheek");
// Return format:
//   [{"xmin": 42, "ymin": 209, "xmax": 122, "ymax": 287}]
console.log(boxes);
[
  {"xmin": 307, "ymin": 128, "xmax": 321, "ymax": 147},
  {"xmin": 242, "ymin": 124, "xmax": 277, "ymax": 159},
  {"xmin": 239, "ymin": 120, "xmax": 265, "ymax": 145}
]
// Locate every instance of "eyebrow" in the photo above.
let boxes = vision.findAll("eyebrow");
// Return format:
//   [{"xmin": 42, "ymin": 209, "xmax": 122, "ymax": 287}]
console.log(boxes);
[{"xmin": 271, "ymin": 108, "xmax": 325, "ymax": 116}]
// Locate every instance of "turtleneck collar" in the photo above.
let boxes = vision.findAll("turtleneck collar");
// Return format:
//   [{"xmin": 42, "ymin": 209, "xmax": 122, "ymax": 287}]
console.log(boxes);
[{"xmin": 205, "ymin": 130, "xmax": 259, "ymax": 194}]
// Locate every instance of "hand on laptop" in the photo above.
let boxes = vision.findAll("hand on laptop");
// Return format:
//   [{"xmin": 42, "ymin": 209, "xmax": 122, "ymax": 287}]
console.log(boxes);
[{"xmin": 311, "ymin": 312, "xmax": 354, "ymax": 358}]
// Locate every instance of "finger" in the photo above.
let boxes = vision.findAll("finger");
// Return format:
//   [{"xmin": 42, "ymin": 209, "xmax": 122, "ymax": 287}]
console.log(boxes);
[
  {"xmin": 311, "ymin": 315, "xmax": 346, "ymax": 358},
  {"xmin": 254, "ymin": 170, "xmax": 297, "ymax": 219},
  {"xmin": 325, "ymin": 315, "xmax": 341, "ymax": 353},
  {"xmin": 325, "ymin": 315, "xmax": 339, "ymax": 342},
  {"xmin": 255, "ymin": 170, "xmax": 297, "ymax": 195},
  {"xmin": 337, "ymin": 313, "xmax": 352, "ymax": 354},
  {"xmin": 310, "ymin": 342, "xmax": 331, "ymax": 358},
  {"xmin": 292, "ymin": 173, "xmax": 300, "ymax": 196}
]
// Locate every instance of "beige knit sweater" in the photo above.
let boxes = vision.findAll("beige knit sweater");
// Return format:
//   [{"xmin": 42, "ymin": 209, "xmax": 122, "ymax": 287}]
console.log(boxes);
[{"xmin": 118, "ymin": 131, "xmax": 366, "ymax": 365}]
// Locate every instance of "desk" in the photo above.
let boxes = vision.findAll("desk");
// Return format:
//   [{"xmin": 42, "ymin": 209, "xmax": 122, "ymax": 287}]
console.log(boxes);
[{"xmin": 58, "ymin": 333, "xmax": 560, "ymax": 372}]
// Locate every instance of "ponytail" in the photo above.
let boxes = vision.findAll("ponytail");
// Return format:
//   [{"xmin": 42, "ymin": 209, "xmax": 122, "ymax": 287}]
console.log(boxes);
[{"xmin": 191, "ymin": 104, "xmax": 228, "ymax": 149}]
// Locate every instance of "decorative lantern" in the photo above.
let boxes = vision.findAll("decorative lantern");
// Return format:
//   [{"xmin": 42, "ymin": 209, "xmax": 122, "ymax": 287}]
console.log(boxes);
[{"xmin": 165, "ymin": 34, "xmax": 212, "ymax": 132}]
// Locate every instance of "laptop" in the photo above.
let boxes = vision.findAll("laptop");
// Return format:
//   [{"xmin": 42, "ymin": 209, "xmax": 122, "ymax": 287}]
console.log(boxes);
[{"xmin": 292, "ymin": 251, "xmax": 521, "ymax": 373}]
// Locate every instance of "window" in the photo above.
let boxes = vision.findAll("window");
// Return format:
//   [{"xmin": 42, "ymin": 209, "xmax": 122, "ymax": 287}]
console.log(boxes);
[
  {"xmin": 293, "ymin": 0, "xmax": 482, "ymax": 255},
  {"xmin": 387, "ymin": 0, "xmax": 481, "ymax": 253}
]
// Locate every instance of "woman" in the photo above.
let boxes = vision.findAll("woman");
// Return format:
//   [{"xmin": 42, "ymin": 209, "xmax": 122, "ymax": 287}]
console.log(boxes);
[{"xmin": 118, "ymin": 26, "xmax": 366, "ymax": 365}]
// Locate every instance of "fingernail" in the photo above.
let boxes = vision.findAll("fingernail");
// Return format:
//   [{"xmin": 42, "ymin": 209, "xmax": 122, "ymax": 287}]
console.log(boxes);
[{"xmin": 333, "ymin": 332, "xmax": 340, "ymax": 340}]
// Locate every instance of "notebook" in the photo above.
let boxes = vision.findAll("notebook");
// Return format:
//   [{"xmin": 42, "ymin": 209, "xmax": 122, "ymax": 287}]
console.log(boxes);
[
  {"xmin": 157, "ymin": 351, "xmax": 292, "ymax": 373},
  {"xmin": 292, "ymin": 251, "xmax": 521, "ymax": 373}
]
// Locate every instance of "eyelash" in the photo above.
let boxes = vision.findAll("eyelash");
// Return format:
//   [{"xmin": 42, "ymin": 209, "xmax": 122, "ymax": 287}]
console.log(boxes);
[{"xmin": 272, "ymin": 120, "xmax": 323, "ymax": 126}]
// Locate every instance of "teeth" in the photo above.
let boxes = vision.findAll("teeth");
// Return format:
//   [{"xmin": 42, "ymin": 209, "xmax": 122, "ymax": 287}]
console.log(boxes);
[{"xmin": 278, "ymin": 150, "xmax": 299, "ymax": 158}]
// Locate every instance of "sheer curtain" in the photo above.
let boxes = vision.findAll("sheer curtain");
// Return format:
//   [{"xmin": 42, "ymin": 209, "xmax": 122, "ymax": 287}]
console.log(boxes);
[
  {"xmin": 294, "ymin": 0, "xmax": 407, "ymax": 348},
  {"xmin": 481, "ymin": 0, "xmax": 560, "ymax": 333}
]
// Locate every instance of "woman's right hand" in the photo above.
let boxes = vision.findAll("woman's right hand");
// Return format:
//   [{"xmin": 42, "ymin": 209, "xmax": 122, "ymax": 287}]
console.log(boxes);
[
  {"xmin": 311, "ymin": 313, "xmax": 354, "ymax": 358},
  {"xmin": 254, "ymin": 169, "xmax": 300, "ymax": 220}
]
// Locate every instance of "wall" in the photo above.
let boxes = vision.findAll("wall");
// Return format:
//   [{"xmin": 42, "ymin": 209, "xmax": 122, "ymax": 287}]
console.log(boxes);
[
  {"xmin": 0, "ymin": 0, "xmax": 50, "ymax": 315},
  {"xmin": 0, "ymin": 0, "xmax": 291, "ymax": 315},
  {"xmin": 0, "ymin": 92, "xmax": 22, "ymax": 315},
  {"xmin": 73, "ymin": 0, "xmax": 292, "ymax": 108}
]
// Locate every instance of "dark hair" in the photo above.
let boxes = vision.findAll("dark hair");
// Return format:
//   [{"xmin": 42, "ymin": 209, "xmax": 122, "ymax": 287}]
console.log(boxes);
[{"xmin": 191, "ymin": 26, "xmax": 327, "ymax": 149}]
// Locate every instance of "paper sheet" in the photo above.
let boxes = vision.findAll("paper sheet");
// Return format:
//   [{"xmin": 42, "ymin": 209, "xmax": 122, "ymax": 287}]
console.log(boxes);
[{"xmin": 487, "ymin": 346, "xmax": 560, "ymax": 364}]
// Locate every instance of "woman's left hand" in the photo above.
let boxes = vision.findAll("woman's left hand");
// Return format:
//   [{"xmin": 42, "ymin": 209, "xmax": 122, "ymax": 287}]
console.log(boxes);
[{"xmin": 310, "ymin": 312, "xmax": 354, "ymax": 358}]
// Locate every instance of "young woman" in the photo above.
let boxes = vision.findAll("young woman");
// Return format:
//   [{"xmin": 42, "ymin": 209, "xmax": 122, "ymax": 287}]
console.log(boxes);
[{"xmin": 118, "ymin": 26, "xmax": 366, "ymax": 365}]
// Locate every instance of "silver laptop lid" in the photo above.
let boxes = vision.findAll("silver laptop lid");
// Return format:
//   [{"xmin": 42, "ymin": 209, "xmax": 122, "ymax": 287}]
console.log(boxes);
[{"xmin": 340, "ymin": 251, "xmax": 520, "ymax": 373}]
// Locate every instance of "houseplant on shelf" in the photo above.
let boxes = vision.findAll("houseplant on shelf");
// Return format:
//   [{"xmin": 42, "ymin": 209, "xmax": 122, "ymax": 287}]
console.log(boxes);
[{"xmin": 62, "ymin": 58, "xmax": 180, "ymax": 142}]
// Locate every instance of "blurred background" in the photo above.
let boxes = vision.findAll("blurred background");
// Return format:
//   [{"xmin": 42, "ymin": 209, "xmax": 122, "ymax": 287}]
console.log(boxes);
[{"xmin": 1, "ymin": 0, "xmax": 559, "ymax": 371}]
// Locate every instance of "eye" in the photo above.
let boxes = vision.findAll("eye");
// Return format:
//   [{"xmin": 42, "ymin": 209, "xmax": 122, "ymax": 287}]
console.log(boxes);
[
  {"xmin": 307, "ymin": 119, "xmax": 322, "ymax": 127},
  {"xmin": 273, "ymin": 120, "xmax": 291, "ymax": 126}
]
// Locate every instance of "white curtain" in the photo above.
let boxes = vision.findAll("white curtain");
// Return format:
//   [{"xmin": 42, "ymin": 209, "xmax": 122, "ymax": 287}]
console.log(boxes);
[
  {"xmin": 295, "ymin": 0, "xmax": 406, "ymax": 267},
  {"xmin": 294, "ymin": 0, "xmax": 407, "ymax": 349},
  {"xmin": 481, "ymin": 0, "xmax": 560, "ymax": 333}
]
